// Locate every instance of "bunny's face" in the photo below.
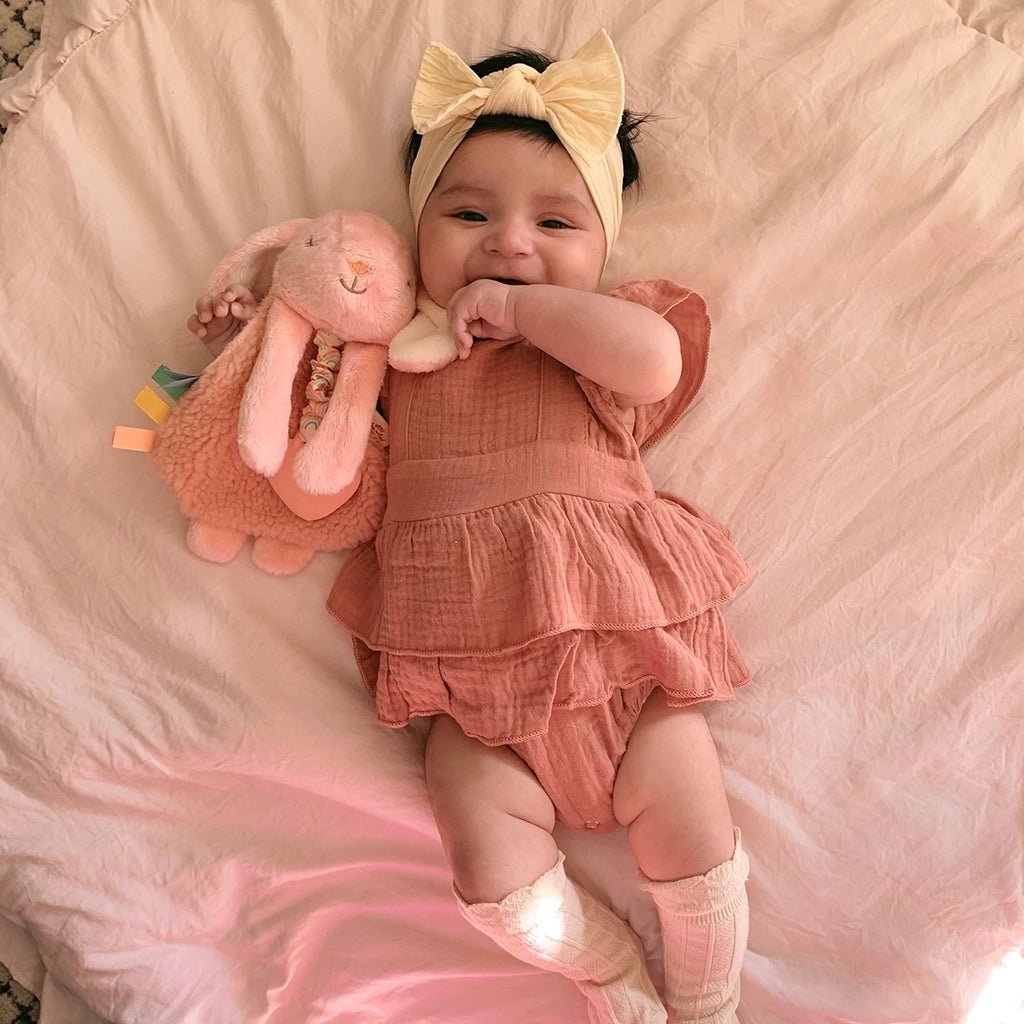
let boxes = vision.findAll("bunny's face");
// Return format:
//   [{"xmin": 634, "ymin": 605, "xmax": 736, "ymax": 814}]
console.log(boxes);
[{"xmin": 273, "ymin": 211, "xmax": 416, "ymax": 344}]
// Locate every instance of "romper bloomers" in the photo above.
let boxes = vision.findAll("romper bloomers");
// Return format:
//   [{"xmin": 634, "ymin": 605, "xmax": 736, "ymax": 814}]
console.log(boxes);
[{"xmin": 327, "ymin": 279, "xmax": 752, "ymax": 834}]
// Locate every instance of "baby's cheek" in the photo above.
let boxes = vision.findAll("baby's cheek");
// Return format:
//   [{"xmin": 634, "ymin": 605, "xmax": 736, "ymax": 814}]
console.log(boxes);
[
  {"xmin": 420, "ymin": 270, "xmax": 457, "ymax": 310},
  {"xmin": 560, "ymin": 261, "xmax": 602, "ymax": 294}
]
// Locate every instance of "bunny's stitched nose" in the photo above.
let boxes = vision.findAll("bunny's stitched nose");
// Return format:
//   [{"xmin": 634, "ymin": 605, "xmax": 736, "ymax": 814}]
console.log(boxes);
[{"xmin": 340, "ymin": 259, "xmax": 372, "ymax": 294}]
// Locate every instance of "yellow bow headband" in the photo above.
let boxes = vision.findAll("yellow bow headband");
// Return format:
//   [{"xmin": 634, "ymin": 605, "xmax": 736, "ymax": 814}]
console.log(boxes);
[{"xmin": 408, "ymin": 29, "xmax": 626, "ymax": 261}]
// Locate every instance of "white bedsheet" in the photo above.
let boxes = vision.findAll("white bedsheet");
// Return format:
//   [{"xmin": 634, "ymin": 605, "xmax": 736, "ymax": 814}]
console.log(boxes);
[{"xmin": 1, "ymin": 1, "xmax": 1021, "ymax": 1021}]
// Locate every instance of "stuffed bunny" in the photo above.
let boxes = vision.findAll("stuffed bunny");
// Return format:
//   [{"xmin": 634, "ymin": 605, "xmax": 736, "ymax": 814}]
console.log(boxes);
[
  {"xmin": 217, "ymin": 210, "xmax": 417, "ymax": 495},
  {"xmin": 151, "ymin": 209, "xmax": 416, "ymax": 575}
]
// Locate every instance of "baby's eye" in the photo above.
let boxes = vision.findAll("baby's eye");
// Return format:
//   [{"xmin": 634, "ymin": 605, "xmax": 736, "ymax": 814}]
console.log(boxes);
[
  {"xmin": 452, "ymin": 211, "xmax": 486, "ymax": 222},
  {"xmin": 540, "ymin": 219, "xmax": 572, "ymax": 230}
]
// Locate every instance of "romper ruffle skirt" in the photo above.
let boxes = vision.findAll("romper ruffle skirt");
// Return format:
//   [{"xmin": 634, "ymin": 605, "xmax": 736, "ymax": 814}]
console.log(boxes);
[{"xmin": 327, "ymin": 280, "xmax": 752, "ymax": 833}]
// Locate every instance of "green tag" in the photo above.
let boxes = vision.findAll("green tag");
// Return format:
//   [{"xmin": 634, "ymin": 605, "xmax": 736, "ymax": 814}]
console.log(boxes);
[{"xmin": 152, "ymin": 365, "xmax": 200, "ymax": 401}]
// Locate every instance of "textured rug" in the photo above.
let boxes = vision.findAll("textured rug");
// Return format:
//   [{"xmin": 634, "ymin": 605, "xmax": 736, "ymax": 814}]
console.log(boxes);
[{"xmin": 0, "ymin": 964, "xmax": 37, "ymax": 1024}]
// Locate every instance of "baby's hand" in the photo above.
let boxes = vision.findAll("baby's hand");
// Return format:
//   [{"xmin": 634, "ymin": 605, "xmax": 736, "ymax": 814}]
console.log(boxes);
[
  {"xmin": 186, "ymin": 285, "xmax": 258, "ymax": 348},
  {"xmin": 447, "ymin": 279, "xmax": 521, "ymax": 358}
]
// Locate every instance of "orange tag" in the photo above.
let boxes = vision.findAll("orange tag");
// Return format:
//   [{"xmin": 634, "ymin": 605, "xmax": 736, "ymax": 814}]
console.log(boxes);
[{"xmin": 112, "ymin": 425, "xmax": 157, "ymax": 452}]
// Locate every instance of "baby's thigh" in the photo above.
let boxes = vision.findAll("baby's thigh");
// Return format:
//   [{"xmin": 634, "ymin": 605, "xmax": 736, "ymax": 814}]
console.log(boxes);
[
  {"xmin": 424, "ymin": 715, "xmax": 557, "ymax": 901},
  {"xmin": 612, "ymin": 692, "xmax": 735, "ymax": 879},
  {"xmin": 425, "ymin": 715, "xmax": 555, "ymax": 830}
]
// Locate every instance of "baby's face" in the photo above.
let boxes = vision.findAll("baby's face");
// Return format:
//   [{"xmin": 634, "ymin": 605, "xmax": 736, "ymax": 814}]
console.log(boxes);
[{"xmin": 417, "ymin": 132, "xmax": 606, "ymax": 308}]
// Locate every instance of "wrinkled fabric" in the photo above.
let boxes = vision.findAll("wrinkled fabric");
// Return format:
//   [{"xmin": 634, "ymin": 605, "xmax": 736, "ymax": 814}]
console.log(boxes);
[{"xmin": 1, "ymin": 1, "xmax": 1022, "ymax": 1022}]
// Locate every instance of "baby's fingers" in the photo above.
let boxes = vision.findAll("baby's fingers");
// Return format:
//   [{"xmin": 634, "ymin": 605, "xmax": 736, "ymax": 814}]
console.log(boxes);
[
  {"xmin": 195, "ymin": 294, "xmax": 217, "ymax": 324},
  {"xmin": 230, "ymin": 297, "xmax": 257, "ymax": 320},
  {"xmin": 186, "ymin": 312, "xmax": 208, "ymax": 339},
  {"xmin": 222, "ymin": 286, "xmax": 257, "ymax": 320},
  {"xmin": 448, "ymin": 316, "xmax": 473, "ymax": 356}
]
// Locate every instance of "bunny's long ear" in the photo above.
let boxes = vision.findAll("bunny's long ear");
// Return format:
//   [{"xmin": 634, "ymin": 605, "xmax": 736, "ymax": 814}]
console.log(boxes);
[
  {"xmin": 238, "ymin": 299, "xmax": 314, "ymax": 478},
  {"xmin": 207, "ymin": 218, "xmax": 311, "ymax": 296},
  {"xmin": 293, "ymin": 341, "xmax": 389, "ymax": 495}
]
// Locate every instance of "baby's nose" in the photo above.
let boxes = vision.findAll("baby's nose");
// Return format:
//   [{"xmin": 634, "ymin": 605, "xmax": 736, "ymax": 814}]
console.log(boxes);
[
  {"xmin": 485, "ymin": 220, "xmax": 533, "ymax": 257},
  {"xmin": 348, "ymin": 259, "xmax": 372, "ymax": 276}
]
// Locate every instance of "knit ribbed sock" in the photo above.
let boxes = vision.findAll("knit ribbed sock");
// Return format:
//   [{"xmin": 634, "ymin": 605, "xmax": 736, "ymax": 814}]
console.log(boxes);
[
  {"xmin": 456, "ymin": 852, "xmax": 668, "ymax": 1024},
  {"xmin": 637, "ymin": 828, "xmax": 750, "ymax": 1024}
]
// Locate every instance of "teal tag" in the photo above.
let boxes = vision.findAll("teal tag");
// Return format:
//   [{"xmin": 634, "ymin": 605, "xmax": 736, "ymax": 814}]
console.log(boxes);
[{"xmin": 152, "ymin": 365, "xmax": 200, "ymax": 401}]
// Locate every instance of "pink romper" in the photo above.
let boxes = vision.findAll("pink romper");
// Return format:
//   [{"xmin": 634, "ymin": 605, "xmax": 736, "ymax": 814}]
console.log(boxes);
[{"xmin": 327, "ymin": 280, "xmax": 752, "ymax": 833}]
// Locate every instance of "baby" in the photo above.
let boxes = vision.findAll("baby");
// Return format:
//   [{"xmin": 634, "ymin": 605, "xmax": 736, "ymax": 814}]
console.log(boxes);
[{"xmin": 190, "ymin": 30, "xmax": 751, "ymax": 1024}]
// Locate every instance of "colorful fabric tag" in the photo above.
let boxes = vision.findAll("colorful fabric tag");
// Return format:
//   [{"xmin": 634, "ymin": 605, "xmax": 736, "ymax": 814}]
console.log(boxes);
[
  {"xmin": 152, "ymin": 365, "xmax": 200, "ymax": 401},
  {"xmin": 112, "ymin": 426, "xmax": 157, "ymax": 452},
  {"xmin": 133, "ymin": 386, "xmax": 172, "ymax": 425}
]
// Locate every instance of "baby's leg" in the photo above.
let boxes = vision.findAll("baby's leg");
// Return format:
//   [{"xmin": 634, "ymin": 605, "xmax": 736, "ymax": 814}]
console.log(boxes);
[
  {"xmin": 613, "ymin": 692, "xmax": 735, "ymax": 881},
  {"xmin": 426, "ymin": 715, "xmax": 667, "ymax": 1024},
  {"xmin": 424, "ymin": 714, "xmax": 558, "ymax": 902},
  {"xmin": 613, "ymin": 692, "xmax": 748, "ymax": 1024}
]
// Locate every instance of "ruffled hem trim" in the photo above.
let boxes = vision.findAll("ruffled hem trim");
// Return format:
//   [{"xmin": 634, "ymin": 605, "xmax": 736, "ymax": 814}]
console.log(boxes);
[
  {"xmin": 349, "ymin": 605, "xmax": 751, "ymax": 745},
  {"xmin": 332, "ymin": 585, "xmax": 750, "ymax": 659},
  {"xmin": 373, "ymin": 675, "xmax": 750, "ymax": 747},
  {"xmin": 328, "ymin": 489, "xmax": 752, "ymax": 654}
]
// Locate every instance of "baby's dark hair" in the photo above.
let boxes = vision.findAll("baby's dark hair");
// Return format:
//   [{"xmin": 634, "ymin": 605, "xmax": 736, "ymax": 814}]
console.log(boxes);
[{"xmin": 404, "ymin": 46, "xmax": 652, "ymax": 192}]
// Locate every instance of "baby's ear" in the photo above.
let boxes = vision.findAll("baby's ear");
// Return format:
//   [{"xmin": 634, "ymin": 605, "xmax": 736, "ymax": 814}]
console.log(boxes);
[{"xmin": 207, "ymin": 218, "xmax": 311, "ymax": 296}]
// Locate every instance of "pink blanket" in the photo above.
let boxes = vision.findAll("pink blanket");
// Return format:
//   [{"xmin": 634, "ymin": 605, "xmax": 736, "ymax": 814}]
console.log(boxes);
[{"xmin": 0, "ymin": 1, "xmax": 1021, "ymax": 1021}]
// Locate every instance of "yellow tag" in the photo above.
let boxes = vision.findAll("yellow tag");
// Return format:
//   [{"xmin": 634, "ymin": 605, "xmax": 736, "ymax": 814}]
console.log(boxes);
[
  {"xmin": 112, "ymin": 425, "xmax": 157, "ymax": 452},
  {"xmin": 133, "ymin": 386, "xmax": 171, "ymax": 425}
]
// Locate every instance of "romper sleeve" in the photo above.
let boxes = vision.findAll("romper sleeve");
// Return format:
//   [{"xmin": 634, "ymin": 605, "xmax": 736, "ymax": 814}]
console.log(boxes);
[{"xmin": 606, "ymin": 279, "xmax": 711, "ymax": 453}]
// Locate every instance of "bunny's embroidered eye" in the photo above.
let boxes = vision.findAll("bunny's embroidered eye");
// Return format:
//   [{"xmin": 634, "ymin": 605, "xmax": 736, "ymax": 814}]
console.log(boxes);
[{"xmin": 306, "ymin": 236, "xmax": 316, "ymax": 246}]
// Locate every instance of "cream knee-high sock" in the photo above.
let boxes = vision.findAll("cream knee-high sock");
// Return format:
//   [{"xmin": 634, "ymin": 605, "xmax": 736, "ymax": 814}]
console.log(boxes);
[
  {"xmin": 637, "ymin": 828, "xmax": 750, "ymax": 1024},
  {"xmin": 455, "ymin": 852, "xmax": 667, "ymax": 1024}
]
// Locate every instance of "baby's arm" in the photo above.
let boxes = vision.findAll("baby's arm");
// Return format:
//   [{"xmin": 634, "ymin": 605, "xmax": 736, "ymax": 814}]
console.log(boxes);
[
  {"xmin": 448, "ymin": 280, "xmax": 681, "ymax": 407},
  {"xmin": 186, "ymin": 284, "xmax": 259, "ymax": 352}
]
